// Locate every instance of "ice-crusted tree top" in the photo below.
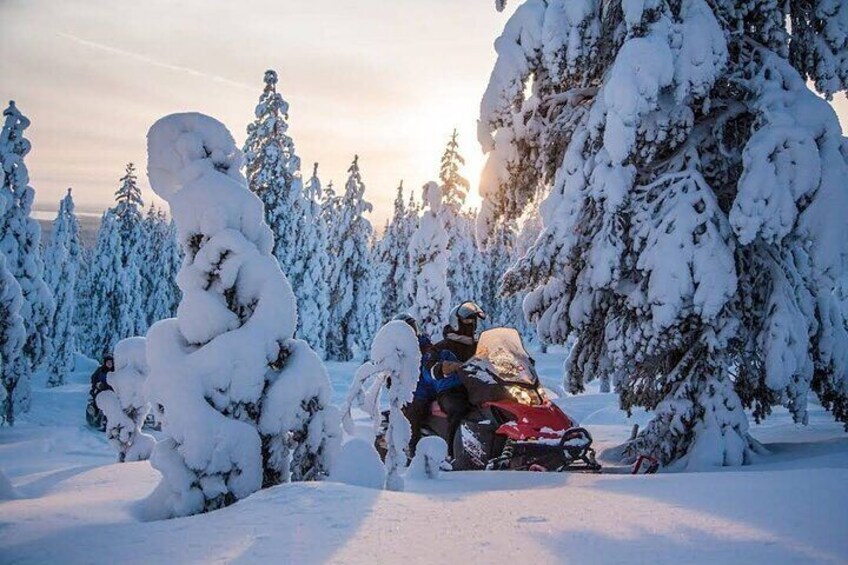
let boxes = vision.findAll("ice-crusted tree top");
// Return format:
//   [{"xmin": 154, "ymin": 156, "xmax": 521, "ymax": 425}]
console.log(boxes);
[
  {"xmin": 114, "ymin": 163, "xmax": 144, "ymax": 224},
  {"xmin": 439, "ymin": 129, "xmax": 470, "ymax": 211}
]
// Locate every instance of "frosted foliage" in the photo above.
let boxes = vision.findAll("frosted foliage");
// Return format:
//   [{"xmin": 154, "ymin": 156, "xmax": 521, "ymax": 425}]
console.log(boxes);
[
  {"xmin": 325, "ymin": 157, "xmax": 374, "ymax": 361},
  {"xmin": 482, "ymin": 0, "xmax": 848, "ymax": 467},
  {"xmin": 350, "ymin": 321, "xmax": 421, "ymax": 491},
  {"xmin": 84, "ymin": 164, "xmax": 146, "ymax": 357},
  {"xmin": 44, "ymin": 190, "xmax": 83, "ymax": 387},
  {"xmin": 96, "ymin": 337, "xmax": 155, "ymax": 462},
  {"xmin": 0, "ymin": 202, "xmax": 26, "ymax": 425},
  {"xmin": 244, "ymin": 73, "xmax": 330, "ymax": 356},
  {"xmin": 409, "ymin": 182, "xmax": 452, "ymax": 338},
  {"xmin": 145, "ymin": 113, "xmax": 339, "ymax": 517},
  {"xmin": 374, "ymin": 183, "xmax": 415, "ymax": 323},
  {"xmin": 0, "ymin": 101, "xmax": 54, "ymax": 378}
]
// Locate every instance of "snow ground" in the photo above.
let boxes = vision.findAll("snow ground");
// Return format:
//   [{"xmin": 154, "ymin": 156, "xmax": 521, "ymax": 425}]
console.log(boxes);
[{"xmin": 1, "ymin": 351, "xmax": 846, "ymax": 564}]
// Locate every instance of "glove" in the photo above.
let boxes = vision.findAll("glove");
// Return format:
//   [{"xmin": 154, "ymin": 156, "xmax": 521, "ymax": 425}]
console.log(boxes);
[{"xmin": 440, "ymin": 361, "xmax": 464, "ymax": 375}]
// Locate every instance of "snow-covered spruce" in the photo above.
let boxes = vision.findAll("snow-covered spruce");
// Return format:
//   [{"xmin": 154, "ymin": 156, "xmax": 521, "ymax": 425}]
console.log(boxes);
[
  {"xmin": 245, "ymin": 71, "xmax": 331, "ymax": 356},
  {"xmin": 144, "ymin": 112, "xmax": 339, "ymax": 517},
  {"xmin": 297, "ymin": 163, "xmax": 331, "ymax": 359},
  {"xmin": 325, "ymin": 156, "xmax": 375, "ymax": 361},
  {"xmin": 348, "ymin": 320, "xmax": 421, "ymax": 491},
  {"xmin": 0, "ymin": 194, "xmax": 26, "ymax": 426},
  {"xmin": 408, "ymin": 182, "xmax": 452, "ymax": 339},
  {"xmin": 374, "ymin": 182, "xmax": 416, "ymax": 323},
  {"xmin": 480, "ymin": 0, "xmax": 848, "ymax": 468},
  {"xmin": 43, "ymin": 189, "xmax": 84, "ymax": 387},
  {"xmin": 96, "ymin": 337, "xmax": 155, "ymax": 462},
  {"xmin": 438, "ymin": 131, "xmax": 484, "ymax": 307},
  {"xmin": 83, "ymin": 164, "xmax": 146, "ymax": 357},
  {"xmin": 0, "ymin": 101, "xmax": 54, "ymax": 380},
  {"xmin": 140, "ymin": 206, "xmax": 182, "ymax": 329}
]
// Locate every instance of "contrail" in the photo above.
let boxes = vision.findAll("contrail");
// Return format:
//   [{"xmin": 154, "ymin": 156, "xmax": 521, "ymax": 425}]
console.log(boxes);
[{"xmin": 58, "ymin": 32, "xmax": 255, "ymax": 92}]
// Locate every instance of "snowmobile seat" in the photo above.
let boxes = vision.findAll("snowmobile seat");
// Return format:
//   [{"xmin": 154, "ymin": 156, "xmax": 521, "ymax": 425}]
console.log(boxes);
[{"xmin": 430, "ymin": 401, "xmax": 447, "ymax": 418}]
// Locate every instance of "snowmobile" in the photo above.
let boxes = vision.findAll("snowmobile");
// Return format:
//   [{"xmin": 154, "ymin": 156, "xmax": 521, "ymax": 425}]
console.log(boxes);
[{"xmin": 378, "ymin": 327, "xmax": 601, "ymax": 472}]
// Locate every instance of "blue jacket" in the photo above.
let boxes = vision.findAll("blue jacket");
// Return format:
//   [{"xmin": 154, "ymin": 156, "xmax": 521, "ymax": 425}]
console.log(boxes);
[
  {"xmin": 413, "ymin": 335, "xmax": 436, "ymax": 401},
  {"xmin": 423, "ymin": 348, "xmax": 462, "ymax": 395}
]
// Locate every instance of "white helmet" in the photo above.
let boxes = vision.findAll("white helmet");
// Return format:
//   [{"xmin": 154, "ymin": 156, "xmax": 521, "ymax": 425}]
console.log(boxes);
[{"xmin": 447, "ymin": 301, "xmax": 487, "ymax": 334}]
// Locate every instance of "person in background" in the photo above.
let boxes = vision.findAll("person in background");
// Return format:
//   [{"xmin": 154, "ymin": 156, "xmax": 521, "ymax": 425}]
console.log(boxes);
[{"xmin": 86, "ymin": 354, "xmax": 114, "ymax": 430}]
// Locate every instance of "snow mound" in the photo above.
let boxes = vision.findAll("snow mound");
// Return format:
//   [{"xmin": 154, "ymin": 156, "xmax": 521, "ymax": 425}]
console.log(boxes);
[
  {"xmin": 406, "ymin": 436, "xmax": 448, "ymax": 480},
  {"xmin": 331, "ymin": 438, "xmax": 385, "ymax": 489}
]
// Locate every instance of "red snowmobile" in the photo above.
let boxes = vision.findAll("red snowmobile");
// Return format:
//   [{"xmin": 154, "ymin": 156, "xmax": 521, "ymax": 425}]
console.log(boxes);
[{"xmin": 381, "ymin": 327, "xmax": 601, "ymax": 472}]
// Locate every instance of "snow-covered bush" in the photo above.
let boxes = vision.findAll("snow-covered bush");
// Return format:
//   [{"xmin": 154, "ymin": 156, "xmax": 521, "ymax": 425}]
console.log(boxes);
[
  {"xmin": 96, "ymin": 337, "xmax": 155, "ymax": 462},
  {"xmin": 406, "ymin": 436, "xmax": 448, "ymax": 480},
  {"xmin": 44, "ymin": 189, "xmax": 83, "ymax": 387},
  {"xmin": 408, "ymin": 182, "xmax": 452, "ymax": 338},
  {"xmin": 144, "ymin": 112, "xmax": 340, "ymax": 517},
  {"xmin": 349, "ymin": 320, "xmax": 421, "ymax": 491},
  {"xmin": 479, "ymin": 0, "xmax": 848, "ymax": 468},
  {"xmin": 331, "ymin": 438, "xmax": 385, "ymax": 489}
]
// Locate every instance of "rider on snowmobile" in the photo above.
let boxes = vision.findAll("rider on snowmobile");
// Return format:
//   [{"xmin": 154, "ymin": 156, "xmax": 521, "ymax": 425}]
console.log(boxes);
[
  {"xmin": 425, "ymin": 301, "xmax": 487, "ymax": 458},
  {"xmin": 393, "ymin": 313, "xmax": 434, "ymax": 456}
]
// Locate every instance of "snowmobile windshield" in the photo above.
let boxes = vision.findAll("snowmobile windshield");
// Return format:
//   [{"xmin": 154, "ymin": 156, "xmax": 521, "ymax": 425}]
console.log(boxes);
[{"xmin": 465, "ymin": 328, "xmax": 538, "ymax": 387}]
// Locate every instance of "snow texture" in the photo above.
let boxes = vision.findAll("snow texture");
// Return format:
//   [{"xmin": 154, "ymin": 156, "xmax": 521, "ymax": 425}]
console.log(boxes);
[
  {"xmin": 481, "ymin": 0, "xmax": 848, "ymax": 468},
  {"xmin": 43, "ymin": 189, "xmax": 83, "ymax": 387},
  {"xmin": 144, "ymin": 112, "xmax": 339, "ymax": 517},
  {"xmin": 96, "ymin": 337, "xmax": 155, "ymax": 462},
  {"xmin": 349, "ymin": 320, "xmax": 421, "ymax": 491},
  {"xmin": 408, "ymin": 182, "xmax": 452, "ymax": 339},
  {"xmin": 331, "ymin": 438, "xmax": 385, "ymax": 489},
  {"xmin": 405, "ymin": 436, "xmax": 448, "ymax": 480}
]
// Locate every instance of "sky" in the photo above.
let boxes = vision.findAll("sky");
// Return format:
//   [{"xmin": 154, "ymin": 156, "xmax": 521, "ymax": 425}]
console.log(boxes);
[
  {"xmin": 0, "ymin": 0, "xmax": 515, "ymax": 225},
  {"xmin": 2, "ymin": 1, "xmax": 847, "ymax": 226}
]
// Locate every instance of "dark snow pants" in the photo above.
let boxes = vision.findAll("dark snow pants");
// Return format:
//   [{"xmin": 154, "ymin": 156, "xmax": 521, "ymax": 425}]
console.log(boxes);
[
  {"xmin": 403, "ymin": 397, "xmax": 432, "ymax": 457},
  {"xmin": 438, "ymin": 387, "xmax": 470, "ymax": 458}
]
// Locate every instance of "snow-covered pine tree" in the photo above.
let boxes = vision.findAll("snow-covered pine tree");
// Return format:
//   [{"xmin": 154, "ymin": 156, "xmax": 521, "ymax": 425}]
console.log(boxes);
[
  {"xmin": 244, "ymin": 70, "xmax": 302, "ymax": 271},
  {"xmin": 96, "ymin": 336, "xmax": 155, "ymax": 462},
  {"xmin": 145, "ymin": 113, "xmax": 339, "ymax": 517},
  {"xmin": 480, "ymin": 219, "xmax": 518, "ymax": 328},
  {"xmin": 85, "ymin": 164, "xmax": 146, "ymax": 357},
  {"xmin": 409, "ymin": 182, "xmax": 452, "ymax": 339},
  {"xmin": 0, "ymin": 101, "xmax": 55, "ymax": 377},
  {"xmin": 245, "ymin": 72, "xmax": 331, "ymax": 355},
  {"xmin": 140, "ymin": 206, "xmax": 182, "ymax": 328},
  {"xmin": 0, "ymin": 193, "xmax": 26, "ymax": 426},
  {"xmin": 44, "ymin": 189, "xmax": 83, "ymax": 386},
  {"xmin": 375, "ymin": 182, "xmax": 415, "ymax": 322},
  {"xmin": 82, "ymin": 211, "xmax": 121, "ymax": 357},
  {"xmin": 480, "ymin": 0, "xmax": 848, "ymax": 468},
  {"xmin": 437, "ymin": 131, "xmax": 481, "ymax": 305},
  {"xmin": 292, "ymin": 163, "xmax": 331, "ymax": 357},
  {"xmin": 326, "ymin": 156, "xmax": 374, "ymax": 361}
]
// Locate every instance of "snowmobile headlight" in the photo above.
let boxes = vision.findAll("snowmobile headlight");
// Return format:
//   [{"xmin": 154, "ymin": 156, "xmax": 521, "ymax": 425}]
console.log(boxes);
[{"xmin": 507, "ymin": 385, "xmax": 533, "ymax": 405}]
